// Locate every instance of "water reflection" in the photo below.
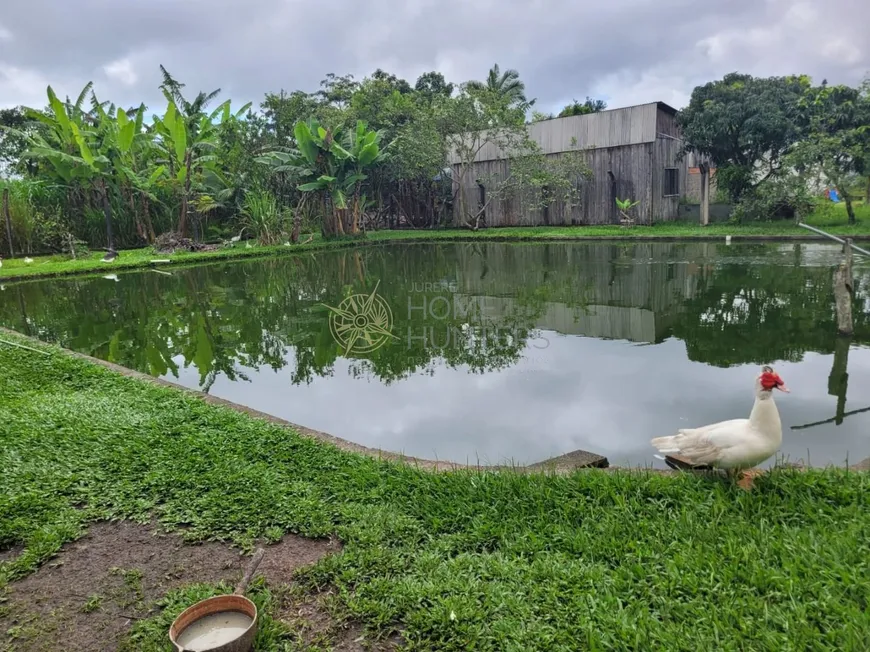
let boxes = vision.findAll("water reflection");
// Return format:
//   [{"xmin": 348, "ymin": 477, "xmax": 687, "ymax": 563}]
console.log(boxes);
[{"xmin": 2, "ymin": 241, "xmax": 868, "ymax": 467}]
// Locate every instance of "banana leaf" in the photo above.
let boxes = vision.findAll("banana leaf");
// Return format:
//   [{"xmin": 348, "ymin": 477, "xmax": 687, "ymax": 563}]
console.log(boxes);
[
  {"xmin": 70, "ymin": 123, "xmax": 95, "ymax": 167},
  {"xmin": 331, "ymin": 187, "xmax": 347, "ymax": 209},
  {"xmin": 330, "ymin": 142, "xmax": 352, "ymax": 160},
  {"xmin": 294, "ymin": 122, "xmax": 318, "ymax": 166},
  {"xmin": 47, "ymin": 86, "xmax": 72, "ymax": 139},
  {"xmin": 172, "ymin": 116, "xmax": 187, "ymax": 166},
  {"xmin": 148, "ymin": 165, "xmax": 166, "ymax": 184}
]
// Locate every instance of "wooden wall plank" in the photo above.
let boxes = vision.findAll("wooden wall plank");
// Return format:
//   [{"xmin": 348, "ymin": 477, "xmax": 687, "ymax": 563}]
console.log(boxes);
[{"xmin": 447, "ymin": 103, "xmax": 662, "ymax": 164}]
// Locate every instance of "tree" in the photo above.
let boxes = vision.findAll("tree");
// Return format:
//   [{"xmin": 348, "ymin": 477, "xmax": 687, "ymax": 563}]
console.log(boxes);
[
  {"xmin": 10, "ymin": 84, "xmax": 124, "ymax": 254},
  {"xmin": 260, "ymin": 119, "xmax": 389, "ymax": 238},
  {"xmin": 315, "ymin": 73, "xmax": 359, "ymax": 110},
  {"xmin": 558, "ymin": 97, "xmax": 607, "ymax": 117},
  {"xmin": 439, "ymin": 89, "xmax": 589, "ymax": 230},
  {"xmin": 466, "ymin": 64, "xmax": 535, "ymax": 115},
  {"xmin": 370, "ymin": 69, "xmax": 413, "ymax": 95},
  {"xmin": 151, "ymin": 98, "xmax": 250, "ymax": 236},
  {"xmin": 414, "ymin": 72, "xmax": 454, "ymax": 103},
  {"xmin": 678, "ymin": 73, "xmax": 809, "ymax": 201},
  {"xmin": 159, "ymin": 65, "xmax": 221, "ymax": 139},
  {"xmin": 0, "ymin": 107, "xmax": 36, "ymax": 175},
  {"xmin": 261, "ymin": 89, "xmax": 318, "ymax": 146},
  {"xmin": 790, "ymin": 83, "xmax": 870, "ymax": 224}
]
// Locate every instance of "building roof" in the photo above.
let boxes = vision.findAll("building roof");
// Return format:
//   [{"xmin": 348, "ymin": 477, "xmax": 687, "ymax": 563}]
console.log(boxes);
[{"xmin": 448, "ymin": 102, "xmax": 677, "ymax": 164}]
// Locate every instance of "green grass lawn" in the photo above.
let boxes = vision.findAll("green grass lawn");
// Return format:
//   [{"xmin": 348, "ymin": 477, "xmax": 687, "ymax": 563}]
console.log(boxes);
[
  {"xmin": 1, "ymin": 333, "xmax": 868, "ymax": 650},
  {"xmin": 2, "ymin": 203, "xmax": 869, "ymax": 281}
]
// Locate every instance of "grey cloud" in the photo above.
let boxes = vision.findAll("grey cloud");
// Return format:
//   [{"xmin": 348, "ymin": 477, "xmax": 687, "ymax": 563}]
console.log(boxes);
[{"xmin": 1, "ymin": 0, "xmax": 868, "ymax": 114}]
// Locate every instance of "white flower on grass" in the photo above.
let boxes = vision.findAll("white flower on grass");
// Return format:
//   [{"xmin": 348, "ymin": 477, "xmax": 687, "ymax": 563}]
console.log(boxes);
[{"xmin": 449, "ymin": 610, "xmax": 456, "ymax": 621}]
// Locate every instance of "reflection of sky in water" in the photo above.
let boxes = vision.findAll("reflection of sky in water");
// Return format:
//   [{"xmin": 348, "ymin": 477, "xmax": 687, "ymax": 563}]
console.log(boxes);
[{"xmin": 173, "ymin": 333, "xmax": 870, "ymax": 469}]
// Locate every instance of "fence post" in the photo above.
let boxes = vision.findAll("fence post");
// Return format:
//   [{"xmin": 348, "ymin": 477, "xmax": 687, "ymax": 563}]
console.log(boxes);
[
  {"xmin": 699, "ymin": 163, "xmax": 710, "ymax": 226},
  {"xmin": 833, "ymin": 239, "xmax": 854, "ymax": 336}
]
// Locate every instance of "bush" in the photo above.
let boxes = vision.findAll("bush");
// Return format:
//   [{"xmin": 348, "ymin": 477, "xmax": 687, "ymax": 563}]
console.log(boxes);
[
  {"xmin": 241, "ymin": 190, "xmax": 286, "ymax": 245},
  {"xmin": 0, "ymin": 179, "xmax": 71, "ymax": 254},
  {"xmin": 730, "ymin": 177, "xmax": 814, "ymax": 222}
]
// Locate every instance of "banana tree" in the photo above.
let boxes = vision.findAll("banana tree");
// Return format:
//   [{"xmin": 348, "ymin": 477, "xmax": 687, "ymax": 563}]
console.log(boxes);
[
  {"xmin": 342, "ymin": 120, "xmax": 387, "ymax": 233},
  {"xmin": 260, "ymin": 119, "xmax": 389, "ymax": 238},
  {"xmin": 152, "ymin": 99, "xmax": 249, "ymax": 236},
  {"xmin": 89, "ymin": 100, "xmax": 161, "ymax": 243},
  {"xmin": 11, "ymin": 85, "xmax": 121, "ymax": 255},
  {"xmin": 292, "ymin": 119, "xmax": 350, "ymax": 238}
]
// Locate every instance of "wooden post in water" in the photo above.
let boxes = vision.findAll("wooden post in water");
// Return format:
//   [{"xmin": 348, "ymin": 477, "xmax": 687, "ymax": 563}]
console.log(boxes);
[
  {"xmin": 699, "ymin": 163, "xmax": 710, "ymax": 226},
  {"xmin": 828, "ymin": 336, "xmax": 850, "ymax": 425},
  {"xmin": 3, "ymin": 187, "xmax": 14, "ymax": 257},
  {"xmin": 833, "ymin": 238, "xmax": 853, "ymax": 336}
]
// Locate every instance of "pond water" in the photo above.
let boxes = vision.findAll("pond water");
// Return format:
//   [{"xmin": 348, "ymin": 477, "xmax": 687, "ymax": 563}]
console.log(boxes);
[{"xmin": 2, "ymin": 241, "xmax": 869, "ymax": 468}]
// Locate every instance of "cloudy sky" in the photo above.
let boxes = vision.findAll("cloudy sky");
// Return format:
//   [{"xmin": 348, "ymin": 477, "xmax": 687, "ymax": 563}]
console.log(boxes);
[{"xmin": 0, "ymin": 0, "xmax": 867, "ymax": 115}]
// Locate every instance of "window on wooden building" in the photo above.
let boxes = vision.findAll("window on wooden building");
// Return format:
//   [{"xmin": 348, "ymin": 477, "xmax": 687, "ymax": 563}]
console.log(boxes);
[{"xmin": 663, "ymin": 168, "xmax": 679, "ymax": 197}]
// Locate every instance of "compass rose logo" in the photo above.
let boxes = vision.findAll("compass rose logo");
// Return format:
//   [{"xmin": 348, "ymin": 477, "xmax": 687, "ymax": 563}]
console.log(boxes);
[{"xmin": 322, "ymin": 281, "xmax": 396, "ymax": 355}]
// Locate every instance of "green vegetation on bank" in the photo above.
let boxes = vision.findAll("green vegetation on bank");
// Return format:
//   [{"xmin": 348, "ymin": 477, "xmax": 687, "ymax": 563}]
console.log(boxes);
[
  {"xmin": 2, "ymin": 66, "xmax": 868, "ymax": 260},
  {"xmin": 1, "ymin": 333, "xmax": 868, "ymax": 650},
  {"xmin": 2, "ymin": 206, "xmax": 870, "ymax": 281}
]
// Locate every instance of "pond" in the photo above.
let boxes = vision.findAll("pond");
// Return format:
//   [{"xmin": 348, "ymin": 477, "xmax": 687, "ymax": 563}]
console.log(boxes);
[{"xmin": 2, "ymin": 241, "xmax": 869, "ymax": 469}]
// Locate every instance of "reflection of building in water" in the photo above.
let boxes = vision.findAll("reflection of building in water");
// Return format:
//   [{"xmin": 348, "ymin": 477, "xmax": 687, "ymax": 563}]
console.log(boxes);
[{"xmin": 452, "ymin": 242, "xmax": 716, "ymax": 344}]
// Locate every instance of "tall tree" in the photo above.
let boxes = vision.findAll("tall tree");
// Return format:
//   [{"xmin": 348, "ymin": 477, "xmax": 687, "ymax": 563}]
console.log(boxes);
[
  {"xmin": 159, "ymin": 65, "xmax": 222, "ymax": 139},
  {"xmin": 414, "ymin": 72, "xmax": 454, "ymax": 103},
  {"xmin": 466, "ymin": 64, "xmax": 535, "ymax": 113},
  {"xmin": 790, "ymin": 82, "xmax": 870, "ymax": 224},
  {"xmin": 0, "ymin": 107, "xmax": 37, "ymax": 175},
  {"xmin": 678, "ymin": 73, "xmax": 809, "ymax": 201},
  {"xmin": 261, "ymin": 90, "xmax": 318, "ymax": 146},
  {"xmin": 16, "ymin": 85, "xmax": 127, "ymax": 255}
]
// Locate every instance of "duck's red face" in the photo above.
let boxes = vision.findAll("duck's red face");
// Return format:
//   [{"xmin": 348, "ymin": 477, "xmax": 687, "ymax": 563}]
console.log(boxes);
[{"xmin": 760, "ymin": 370, "xmax": 789, "ymax": 392}]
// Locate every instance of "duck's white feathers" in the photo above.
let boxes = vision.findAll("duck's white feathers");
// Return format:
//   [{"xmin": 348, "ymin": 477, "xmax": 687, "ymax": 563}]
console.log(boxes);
[{"xmin": 651, "ymin": 391, "xmax": 783, "ymax": 470}]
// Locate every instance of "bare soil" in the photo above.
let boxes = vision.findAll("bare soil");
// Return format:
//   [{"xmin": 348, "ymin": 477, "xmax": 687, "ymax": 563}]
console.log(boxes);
[{"xmin": 0, "ymin": 522, "xmax": 398, "ymax": 652}]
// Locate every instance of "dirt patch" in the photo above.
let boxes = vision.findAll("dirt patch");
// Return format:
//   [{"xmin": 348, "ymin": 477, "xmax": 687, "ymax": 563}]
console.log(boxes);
[
  {"xmin": 0, "ymin": 521, "xmax": 340, "ymax": 652},
  {"xmin": 0, "ymin": 546, "xmax": 23, "ymax": 565},
  {"xmin": 275, "ymin": 587, "xmax": 403, "ymax": 652}
]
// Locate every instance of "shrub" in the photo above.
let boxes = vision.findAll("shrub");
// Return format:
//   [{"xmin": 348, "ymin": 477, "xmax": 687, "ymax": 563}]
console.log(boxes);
[
  {"xmin": 241, "ymin": 190, "xmax": 286, "ymax": 245},
  {"xmin": 730, "ymin": 177, "xmax": 814, "ymax": 222}
]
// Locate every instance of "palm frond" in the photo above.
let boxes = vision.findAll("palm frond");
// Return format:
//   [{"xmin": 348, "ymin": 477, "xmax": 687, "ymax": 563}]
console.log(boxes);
[
  {"xmin": 74, "ymin": 82, "xmax": 94, "ymax": 113},
  {"xmin": 159, "ymin": 65, "xmax": 187, "ymax": 108}
]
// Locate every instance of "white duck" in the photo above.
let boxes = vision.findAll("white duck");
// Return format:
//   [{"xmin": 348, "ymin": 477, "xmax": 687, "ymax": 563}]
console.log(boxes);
[{"xmin": 651, "ymin": 366, "xmax": 789, "ymax": 477}]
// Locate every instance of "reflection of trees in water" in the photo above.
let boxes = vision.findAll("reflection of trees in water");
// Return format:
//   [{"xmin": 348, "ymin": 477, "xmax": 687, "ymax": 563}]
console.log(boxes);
[
  {"xmin": 0, "ymin": 243, "xmax": 867, "ymax": 391},
  {"xmin": 672, "ymin": 259, "xmax": 870, "ymax": 368}
]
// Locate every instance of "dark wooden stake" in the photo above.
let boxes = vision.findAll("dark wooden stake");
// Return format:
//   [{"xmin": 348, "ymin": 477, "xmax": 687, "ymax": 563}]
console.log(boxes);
[
  {"xmin": 833, "ymin": 239, "xmax": 853, "ymax": 335},
  {"xmin": 699, "ymin": 162, "xmax": 710, "ymax": 226},
  {"xmin": 234, "ymin": 547, "xmax": 266, "ymax": 595}
]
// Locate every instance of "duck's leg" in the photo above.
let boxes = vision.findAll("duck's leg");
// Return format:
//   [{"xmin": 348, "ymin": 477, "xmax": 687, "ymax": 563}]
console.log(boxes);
[{"xmin": 737, "ymin": 467, "xmax": 762, "ymax": 491}]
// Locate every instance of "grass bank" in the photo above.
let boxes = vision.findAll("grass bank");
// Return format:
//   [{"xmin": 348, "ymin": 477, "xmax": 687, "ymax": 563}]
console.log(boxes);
[
  {"xmin": 0, "ymin": 333, "xmax": 868, "ymax": 650},
  {"xmin": 2, "ymin": 210, "xmax": 870, "ymax": 282}
]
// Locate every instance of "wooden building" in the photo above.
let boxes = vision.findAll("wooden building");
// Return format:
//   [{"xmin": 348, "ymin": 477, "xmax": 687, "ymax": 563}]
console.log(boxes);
[{"xmin": 448, "ymin": 102, "xmax": 698, "ymax": 226}]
